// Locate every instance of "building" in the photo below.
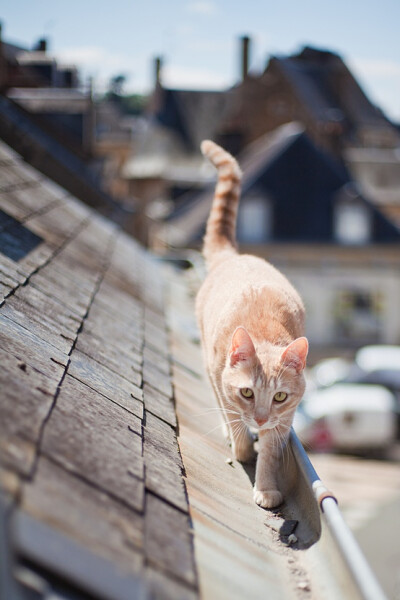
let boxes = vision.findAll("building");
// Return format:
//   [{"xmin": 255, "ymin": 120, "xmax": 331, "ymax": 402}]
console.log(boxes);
[
  {"xmin": 122, "ymin": 39, "xmax": 400, "ymax": 246},
  {"xmin": 0, "ymin": 24, "xmax": 135, "ymax": 230},
  {"xmin": 153, "ymin": 123, "xmax": 400, "ymax": 356},
  {"xmin": 219, "ymin": 45, "xmax": 399, "ymax": 157}
]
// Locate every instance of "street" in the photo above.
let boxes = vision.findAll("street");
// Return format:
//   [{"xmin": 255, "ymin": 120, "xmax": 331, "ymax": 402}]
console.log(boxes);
[{"xmin": 310, "ymin": 448, "xmax": 400, "ymax": 600}]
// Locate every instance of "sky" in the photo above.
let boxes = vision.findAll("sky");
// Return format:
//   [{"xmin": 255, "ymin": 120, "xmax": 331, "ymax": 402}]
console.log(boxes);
[{"xmin": 2, "ymin": 0, "xmax": 400, "ymax": 121}]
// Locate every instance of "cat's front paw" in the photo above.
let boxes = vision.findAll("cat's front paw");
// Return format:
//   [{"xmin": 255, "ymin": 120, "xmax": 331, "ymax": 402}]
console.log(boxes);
[{"xmin": 253, "ymin": 489, "xmax": 283, "ymax": 509}]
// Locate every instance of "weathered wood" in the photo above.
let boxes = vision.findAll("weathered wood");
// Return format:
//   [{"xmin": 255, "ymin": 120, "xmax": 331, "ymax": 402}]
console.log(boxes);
[
  {"xmin": 143, "ymin": 439, "xmax": 188, "ymax": 513},
  {"xmin": 144, "ymin": 321, "xmax": 170, "ymax": 358},
  {"xmin": 51, "ymin": 251, "xmax": 100, "ymax": 286},
  {"xmin": 144, "ymin": 411, "xmax": 183, "ymax": 469},
  {"xmin": 26, "ymin": 202, "xmax": 88, "ymax": 247},
  {"xmin": 1, "ymin": 300, "xmax": 75, "ymax": 354},
  {"xmin": 0, "ymin": 139, "xmax": 199, "ymax": 599},
  {"xmin": 14, "ymin": 510, "xmax": 147, "ymax": 600},
  {"xmin": 0, "ymin": 314, "xmax": 68, "ymax": 379},
  {"xmin": 146, "ymin": 568, "xmax": 198, "ymax": 600},
  {"xmin": 29, "ymin": 265, "xmax": 97, "ymax": 318},
  {"xmin": 143, "ymin": 345, "xmax": 170, "ymax": 375},
  {"xmin": 5, "ymin": 184, "xmax": 62, "ymax": 216},
  {"xmin": 0, "ymin": 160, "xmax": 41, "ymax": 189},
  {"xmin": 144, "ymin": 493, "xmax": 196, "ymax": 586},
  {"xmin": 0, "ymin": 163, "xmax": 26, "ymax": 191},
  {"xmin": 95, "ymin": 278, "xmax": 143, "ymax": 320},
  {"xmin": 68, "ymin": 350, "xmax": 143, "ymax": 415},
  {"xmin": 42, "ymin": 375, "xmax": 144, "ymax": 512},
  {"xmin": 143, "ymin": 383, "xmax": 176, "ymax": 429},
  {"xmin": 143, "ymin": 411, "xmax": 187, "ymax": 512},
  {"xmin": 15, "ymin": 284, "xmax": 82, "ymax": 336},
  {"xmin": 0, "ymin": 349, "xmax": 56, "ymax": 475},
  {"xmin": 76, "ymin": 330, "xmax": 142, "ymax": 386},
  {"xmin": 12, "ymin": 243, "xmax": 54, "ymax": 278},
  {"xmin": 143, "ymin": 360, "xmax": 173, "ymax": 399},
  {"xmin": 82, "ymin": 302, "xmax": 144, "ymax": 352},
  {"xmin": 39, "ymin": 259, "xmax": 99, "ymax": 294},
  {"xmin": 21, "ymin": 458, "xmax": 144, "ymax": 570}
]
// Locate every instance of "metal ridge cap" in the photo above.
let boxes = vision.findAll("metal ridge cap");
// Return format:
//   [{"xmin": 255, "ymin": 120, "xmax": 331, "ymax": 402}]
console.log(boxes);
[{"xmin": 289, "ymin": 430, "xmax": 388, "ymax": 600}]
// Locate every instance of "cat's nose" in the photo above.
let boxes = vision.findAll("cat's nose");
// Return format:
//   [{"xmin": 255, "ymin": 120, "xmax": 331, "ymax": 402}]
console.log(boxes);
[{"xmin": 255, "ymin": 416, "xmax": 268, "ymax": 427}]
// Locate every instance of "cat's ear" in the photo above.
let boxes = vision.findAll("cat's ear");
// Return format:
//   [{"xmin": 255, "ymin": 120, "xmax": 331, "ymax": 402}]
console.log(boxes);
[
  {"xmin": 281, "ymin": 337, "xmax": 308, "ymax": 373},
  {"xmin": 229, "ymin": 327, "xmax": 256, "ymax": 367}
]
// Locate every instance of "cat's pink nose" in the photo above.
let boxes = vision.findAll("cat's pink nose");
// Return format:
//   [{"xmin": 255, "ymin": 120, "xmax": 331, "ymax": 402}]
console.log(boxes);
[{"xmin": 255, "ymin": 417, "xmax": 268, "ymax": 427}]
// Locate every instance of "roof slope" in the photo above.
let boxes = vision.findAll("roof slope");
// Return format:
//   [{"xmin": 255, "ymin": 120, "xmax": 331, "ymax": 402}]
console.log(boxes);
[
  {"xmin": 157, "ymin": 123, "xmax": 400, "ymax": 248},
  {"xmin": 150, "ymin": 87, "xmax": 229, "ymax": 152},
  {"xmin": 270, "ymin": 47, "xmax": 397, "ymax": 141},
  {"xmin": 0, "ymin": 139, "xmax": 198, "ymax": 600}
]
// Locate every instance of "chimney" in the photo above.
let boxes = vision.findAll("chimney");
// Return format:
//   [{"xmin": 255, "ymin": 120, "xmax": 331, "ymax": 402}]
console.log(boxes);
[
  {"xmin": 36, "ymin": 38, "xmax": 47, "ymax": 52},
  {"xmin": 240, "ymin": 35, "xmax": 250, "ymax": 81},
  {"xmin": 154, "ymin": 56, "xmax": 162, "ymax": 87}
]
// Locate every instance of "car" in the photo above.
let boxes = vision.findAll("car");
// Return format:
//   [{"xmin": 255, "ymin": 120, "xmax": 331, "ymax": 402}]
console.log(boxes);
[
  {"xmin": 310, "ymin": 357, "xmax": 353, "ymax": 388},
  {"xmin": 355, "ymin": 345, "xmax": 400, "ymax": 372},
  {"xmin": 295, "ymin": 383, "xmax": 397, "ymax": 455}
]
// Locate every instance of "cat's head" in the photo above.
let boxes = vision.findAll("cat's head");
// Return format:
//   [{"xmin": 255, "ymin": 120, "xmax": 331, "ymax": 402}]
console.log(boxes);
[{"xmin": 221, "ymin": 326, "xmax": 308, "ymax": 431}]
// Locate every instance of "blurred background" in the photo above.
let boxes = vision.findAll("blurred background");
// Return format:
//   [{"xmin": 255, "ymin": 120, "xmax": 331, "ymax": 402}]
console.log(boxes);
[{"xmin": 1, "ymin": 1, "xmax": 400, "ymax": 597}]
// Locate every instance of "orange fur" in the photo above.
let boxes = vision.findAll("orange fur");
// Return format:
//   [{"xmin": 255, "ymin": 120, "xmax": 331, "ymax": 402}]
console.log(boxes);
[{"xmin": 196, "ymin": 140, "xmax": 308, "ymax": 508}]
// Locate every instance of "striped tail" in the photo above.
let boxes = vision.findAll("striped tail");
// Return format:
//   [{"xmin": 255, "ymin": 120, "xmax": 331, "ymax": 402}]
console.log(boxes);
[{"xmin": 200, "ymin": 140, "xmax": 242, "ymax": 270}]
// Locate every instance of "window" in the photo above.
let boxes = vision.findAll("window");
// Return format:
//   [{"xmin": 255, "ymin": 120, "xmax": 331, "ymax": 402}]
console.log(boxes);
[
  {"xmin": 333, "ymin": 289, "xmax": 383, "ymax": 344},
  {"xmin": 237, "ymin": 195, "xmax": 272, "ymax": 243},
  {"xmin": 334, "ymin": 201, "xmax": 371, "ymax": 245}
]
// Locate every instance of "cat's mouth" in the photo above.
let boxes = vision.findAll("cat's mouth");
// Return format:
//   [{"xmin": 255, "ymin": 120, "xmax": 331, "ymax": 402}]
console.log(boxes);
[{"xmin": 247, "ymin": 419, "xmax": 277, "ymax": 431}]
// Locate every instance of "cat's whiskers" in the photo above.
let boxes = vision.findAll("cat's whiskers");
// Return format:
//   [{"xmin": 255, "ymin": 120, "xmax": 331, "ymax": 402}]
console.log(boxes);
[
  {"xmin": 231, "ymin": 419, "xmax": 248, "ymax": 447},
  {"xmin": 194, "ymin": 406, "xmax": 240, "ymax": 418},
  {"xmin": 203, "ymin": 421, "xmax": 233, "ymax": 437}
]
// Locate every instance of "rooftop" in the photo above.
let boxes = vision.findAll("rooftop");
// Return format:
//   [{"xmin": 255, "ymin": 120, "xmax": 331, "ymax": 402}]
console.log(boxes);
[
  {"xmin": 0, "ymin": 139, "xmax": 196, "ymax": 599},
  {"xmin": 0, "ymin": 138, "xmax": 387, "ymax": 600}
]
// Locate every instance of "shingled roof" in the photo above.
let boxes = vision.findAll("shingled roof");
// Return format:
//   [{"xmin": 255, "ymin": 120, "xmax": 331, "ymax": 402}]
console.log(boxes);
[
  {"xmin": 0, "ymin": 139, "xmax": 197, "ymax": 599},
  {"xmin": 1, "ymin": 137, "xmax": 387, "ymax": 600}
]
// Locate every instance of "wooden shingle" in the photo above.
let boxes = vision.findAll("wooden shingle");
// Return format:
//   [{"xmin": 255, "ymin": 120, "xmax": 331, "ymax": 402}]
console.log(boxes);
[{"xmin": 0, "ymin": 138, "xmax": 198, "ymax": 600}]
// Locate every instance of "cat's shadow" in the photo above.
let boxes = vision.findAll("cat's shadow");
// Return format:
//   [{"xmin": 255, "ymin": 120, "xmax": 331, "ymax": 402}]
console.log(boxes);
[{"xmin": 241, "ymin": 458, "xmax": 320, "ymax": 550}]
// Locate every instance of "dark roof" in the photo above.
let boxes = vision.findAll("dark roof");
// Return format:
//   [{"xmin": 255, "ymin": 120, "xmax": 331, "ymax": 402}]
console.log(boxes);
[
  {"xmin": 150, "ymin": 87, "xmax": 229, "ymax": 152},
  {"xmin": 0, "ymin": 138, "xmax": 198, "ymax": 599},
  {"xmin": 271, "ymin": 46, "xmax": 396, "ymax": 132},
  {"xmin": 2, "ymin": 40, "xmax": 27, "ymax": 62},
  {"xmin": 0, "ymin": 95, "xmax": 134, "ymax": 225},
  {"xmin": 159, "ymin": 123, "xmax": 400, "ymax": 246}
]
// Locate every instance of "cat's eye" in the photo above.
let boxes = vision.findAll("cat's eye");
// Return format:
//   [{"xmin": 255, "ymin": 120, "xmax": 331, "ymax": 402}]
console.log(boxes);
[
  {"xmin": 274, "ymin": 391, "xmax": 288, "ymax": 402},
  {"xmin": 240, "ymin": 388, "xmax": 254, "ymax": 399}
]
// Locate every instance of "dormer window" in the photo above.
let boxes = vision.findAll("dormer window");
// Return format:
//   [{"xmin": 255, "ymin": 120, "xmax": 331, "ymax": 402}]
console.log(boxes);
[
  {"xmin": 237, "ymin": 195, "xmax": 272, "ymax": 243},
  {"xmin": 334, "ymin": 200, "xmax": 371, "ymax": 245}
]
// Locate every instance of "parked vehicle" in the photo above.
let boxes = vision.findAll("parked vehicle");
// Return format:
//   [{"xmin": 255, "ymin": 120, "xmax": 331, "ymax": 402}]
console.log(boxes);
[
  {"xmin": 355, "ymin": 345, "xmax": 400, "ymax": 372},
  {"xmin": 295, "ymin": 383, "xmax": 397, "ymax": 454}
]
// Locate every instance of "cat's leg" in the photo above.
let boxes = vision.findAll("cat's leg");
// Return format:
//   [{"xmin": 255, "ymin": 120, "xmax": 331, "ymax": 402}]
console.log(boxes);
[
  {"xmin": 209, "ymin": 372, "xmax": 254, "ymax": 461},
  {"xmin": 253, "ymin": 428, "xmax": 286, "ymax": 508},
  {"xmin": 222, "ymin": 400, "xmax": 255, "ymax": 463},
  {"xmin": 230, "ymin": 421, "xmax": 255, "ymax": 463}
]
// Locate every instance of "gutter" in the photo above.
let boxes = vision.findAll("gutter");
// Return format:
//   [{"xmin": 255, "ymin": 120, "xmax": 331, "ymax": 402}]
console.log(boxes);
[{"xmin": 290, "ymin": 432, "xmax": 387, "ymax": 600}]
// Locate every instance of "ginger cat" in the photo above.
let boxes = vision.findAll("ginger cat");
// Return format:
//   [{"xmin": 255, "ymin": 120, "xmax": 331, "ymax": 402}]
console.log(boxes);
[{"xmin": 196, "ymin": 140, "xmax": 308, "ymax": 509}]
